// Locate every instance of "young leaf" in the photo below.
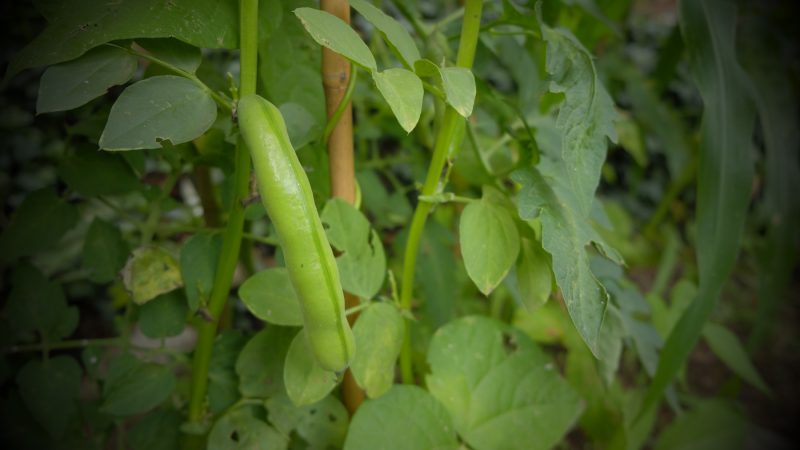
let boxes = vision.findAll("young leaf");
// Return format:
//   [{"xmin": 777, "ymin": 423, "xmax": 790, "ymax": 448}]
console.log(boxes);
[
  {"xmin": 284, "ymin": 330, "xmax": 339, "ymax": 406},
  {"xmin": 294, "ymin": 7, "xmax": 377, "ymax": 71},
  {"xmin": 350, "ymin": 0, "xmax": 420, "ymax": 68},
  {"xmin": 17, "ymin": 356, "xmax": 82, "ymax": 438},
  {"xmin": 122, "ymin": 246, "xmax": 183, "ymax": 305},
  {"xmin": 99, "ymin": 75, "xmax": 217, "ymax": 151},
  {"xmin": 238, "ymin": 268, "xmax": 304, "ymax": 326},
  {"xmin": 180, "ymin": 233, "xmax": 221, "ymax": 312},
  {"xmin": 344, "ymin": 385, "xmax": 458, "ymax": 450},
  {"xmin": 82, "ymin": 218, "xmax": 130, "ymax": 284},
  {"xmin": 0, "ymin": 189, "xmax": 79, "ymax": 263},
  {"xmin": 138, "ymin": 290, "xmax": 188, "ymax": 338},
  {"xmin": 58, "ymin": 147, "xmax": 142, "ymax": 197},
  {"xmin": 235, "ymin": 326, "xmax": 296, "ymax": 398},
  {"xmin": 266, "ymin": 393, "xmax": 349, "ymax": 449},
  {"xmin": 5, "ymin": 0, "xmax": 237, "ymax": 81},
  {"xmin": 440, "ymin": 67, "xmax": 476, "ymax": 118},
  {"xmin": 351, "ymin": 303, "xmax": 404, "ymax": 398},
  {"xmin": 702, "ymin": 323, "xmax": 770, "ymax": 394},
  {"xmin": 101, "ymin": 353, "xmax": 176, "ymax": 416},
  {"xmin": 426, "ymin": 316, "xmax": 582, "ymax": 450},
  {"xmin": 37, "ymin": 45, "xmax": 137, "ymax": 114},
  {"xmin": 207, "ymin": 409, "xmax": 287, "ymax": 450},
  {"xmin": 372, "ymin": 68, "xmax": 424, "ymax": 133},
  {"xmin": 459, "ymin": 195, "xmax": 520, "ymax": 296}
]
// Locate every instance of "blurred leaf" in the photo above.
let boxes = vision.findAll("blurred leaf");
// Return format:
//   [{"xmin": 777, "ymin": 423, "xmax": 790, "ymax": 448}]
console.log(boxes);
[
  {"xmin": 343, "ymin": 385, "xmax": 458, "ymax": 450},
  {"xmin": 127, "ymin": 409, "xmax": 181, "ymax": 450},
  {"xmin": 284, "ymin": 330, "xmax": 338, "ymax": 406},
  {"xmin": 136, "ymin": 38, "xmax": 201, "ymax": 73},
  {"xmin": 515, "ymin": 237, "xmax": 553, "ymax": 310},
  {"xmin": 208, "ymin": 330, "xmax": 247, "ymax": 414},
  {"xmin": 235, "ymin": 326, "xmax": 296, "ymax": 398},
  {"xmin": 351, "ymin": 302, "xmax": 404, "ymax": 398},
  {"xmin": 238, "ymin": 268, "xmax": 303, "ymax": 326},
  {"xmin": 59, "ymin": 147, "xmax": 142, "ymax": 197},
  {"xmin": 266, "ymin": 392, "xmax": 349, "ymax": 449},
  {"xmin": 294, "ymin": 7, "xmax": 377, "ymax": 70},
  {"xmin": 208, "ymin": 408, "xmax": 287, "ymax": 450},
  {"xmin": 138, "ymin": 290, "xmax": 188, "ymax": 338},
  {"xmin": 122, "ymin": 246, "xmax": 183, "ymax": 305},
  {"xmin": 180, "ymin": 233, "xmax": 221, "ymax": 312},
  {"xmin": 426, "ymin": 316, "xmax": 582, "ymax": 450},
  {"xmin": 373, "ymin": 68, "xmax": 423, "ymax": 133},
  {"xmin": 17, "ymin": 356, "xmax": 81, "ymax": 438},
  {"xmin": 101, "ymin": 353, "xmax": 176, "ymax": 416},
  {"xmin": 36, "ymin": 45, "xmax": 137, "ymax": 113},
  {"xmin": 654, "ymin": 400, "xmax": 747, "ymax": 450},
  {"xmin": 99, "ymin": 75, "xmax": 217, "ymax": 150},
  {"xmin": 350, "ymin": 0, "xmax": 420, "ymax": 68},
  {"xmin": 0, "ymin": 189, "xmax": 79, "ymax": 263},
  {"xmin": 702, "ymin": 323, "xmax": 769, "ymax": 394},
  {"xmin": 82, "ymin": 218, "xmax": 129, "ymax": 283}
]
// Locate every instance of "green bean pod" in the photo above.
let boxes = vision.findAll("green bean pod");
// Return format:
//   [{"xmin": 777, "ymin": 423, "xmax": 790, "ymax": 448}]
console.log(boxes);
[{"xmin": 237, "ymin": 94, "xmax": 355, "ymax": 372}]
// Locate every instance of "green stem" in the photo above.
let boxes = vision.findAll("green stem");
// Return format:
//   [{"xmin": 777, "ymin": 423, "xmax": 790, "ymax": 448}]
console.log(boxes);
[
  {"xmin": 185, "ymin": 0, "xmax": 258, "ymax": 428},
  {"xmin": 323, "ymin": 63, "xmax": 358, "ymax": 146},
  {"xmin": 398, "ymin": 0, "xmax": 483, "ymax": 385}
]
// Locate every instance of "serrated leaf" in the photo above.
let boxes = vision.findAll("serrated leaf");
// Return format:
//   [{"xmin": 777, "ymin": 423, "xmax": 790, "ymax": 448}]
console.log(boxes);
[
  {"xmin": 58, "ymin": 147, "xmax": 142, "ymax": 197},
  {"xmin": 82, "ymin": 218, "xmax": 130, "ymax": 283},
  {"xmin": 459, "ymin": 195, "xmax": 520, "ymax": 295},
  {"xmin": 372, "ymin": 68, "xmax": 423, "ymax": 133},
  {"xmin": 294, "ymin": 7, "xmax": 377, "ymax": 71},
  {"xmin": 99, "ymin": 75, "xmax": 217, "ymax": 150},
  {"xmin": 344, "ymin": 385, "xmax": 458, "ymax": 450},
  {"xmin": 426, "ymin": 316, "xmax": 582, "ymax": 450},
  {"xmin": 180, "ymin": 233, "xmax": 221, "ymax": 312},
  {"xmin": 238, "ymin": 268, "xmax": 303, "ymax": 326},
  {"xmin": 266, "ymin": 393, "xmax": 349, "ymax": 450},
  {"xmin": 138, "ymin": 289, "xmax": 188, "ymax": 338},
  {"xmin": 351, "ymin": 303, "xmax": 404, "ymax": 398},
  {"xmin": 37, "ymin": 45, "xmax": 137, "ymax": 113},
  {"xmin": 0, "ymin": 189, "xmax": 79, "ymax": 263},
  {"xmin": 350, "ymin": 0, "xmax": 420, "ymax": 68},
  {"xmin": 703, "ymin": 323, "xmax": 769, "ymax": 394},
  {"xmin": 6, "ymin": 0, "xmax": 237, "ymax": 81},
  {"xmin": 101, "ymin": 353, "xmax": 176, "ymax": 416},
  {"xmin": 284, "ymin": 330, "xmax": 339, "ymax": 406},
  {"xmin": 235, "ymin": 326, "xmax": 296, "ymax": 398},
  {"xmin": 122, "ymin": 246, "xmax": 183, "ymax": 305},
  {"xmin": 208, "ymin": 409, "xmax": 287, "ymax": 450},
  {"xmin": 17, "ymin": 356, "xmax": 82, "ymax": 438}
]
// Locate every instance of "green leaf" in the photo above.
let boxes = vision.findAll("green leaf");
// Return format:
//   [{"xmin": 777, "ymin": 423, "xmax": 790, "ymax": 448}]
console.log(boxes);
[
  {"xmin": 101, "ymin": 353, "xmax": 176, "ymax": 416},
  {"xmin": 122, "ymin": 246, "xmax": 183, "ymax": 305},
  {"xmin": 640, "ymin": 0, "xmax": 756, "ymax": 422},
  {"xmin": 515, "ymin": 237, "xmax": 553, "ymax": 310},
  {"xmin": 351, "ymin": 303, "xmax": 404, "ymax": 398},
  {"xmin": 0, "ymin": 189, "xmax": 79, "ymax": 263},
  {"xmin": 426, "ymin": 316, "xmax": 583, "ymax": 450},
  {"xmin": 344, "ymin": 385, "xmax": 458, "ymax": 450},
  {"xmin": 459, "ymin": 194, "xmax": 520, "ymax": 295},
  {"xmin": 58, "ymin": 147, "xmax": 142, "ymax": 197},
  {"xmin": 5, "ymin": 263, "xmax": 79, "ymax": 342},
  {"xmin": 702, "ymin": 323, "xmax": 769, "ymax": 394},
  {"xmin": 349, "ymin": 0, "xmax": 420, "ymax": 68},
  {"xmin": 440, "ymin": 67, "xmax": 476, "ymax": 118},
  {"xmin": 372, "ymin": 68, "xmax": 424, "ymax": 133},
  {"xmin": 541, "ymin": 25, "xmax": 617, "ymax": 215},
  {"xmin": 138, "ymin": 290, "xmax": 188, "ymax": 338},
  {"xmin": 99, "ymin": 75, "xmax": 217, "ymax": 150},
  {"xmin": 17, "ymin": 356, "xmax": 82, "ymax": 438},
  {"xmin": 235, "ymin": 326, "xmax": 296, "ymax": 398},
  {"xmin": 284, "ymin": 330, "xmax": 339, "ymax": 406},
  {"xmin": 294, "ymin": 7, "xmax": 377, "ymax": 71},
  {"xmin": 321, "ymin": 198, "xmax": 386, "ymax": 299},
  {"xmin": 5, "ymin": 0, "xmax": 237, "ymax": 81},
  {"xmin": 266, "ymin": 393, "xmax": 349, "ymax": 450},
  {"xmin": 208, "ymin": 408, "xmax": 287, "ymax": 450},
  {"xmin": 136, "ymin": 38, "xmax": 202, "ymax": 73},
  {"xmin": 654, "ymin": 400, "xmax": 747, "ymax": 450},
  {"xmin": 127, "ymin": 409, "xmax": 182, "ymax": 450},
  {"xmin": 238, "ymin": 268, "xmax": 303, "ymax": 326},
  {"xmin": 180, "ymin": 233, "xmax": 221, "ymax": 312},
  {"xmin": 82, "ymin": 218, "xmax": 130, "ymax": 283},
  {"xmin": 208, "ymin": 331, "xmax": 247, "ymax": 414},
  {"xmin": 415, "ymin": 221, "xmax": 458, "ymax": 328},
  {"xmin": 36, "ymin": 45, "xmax": 137, "ymax": 113}
]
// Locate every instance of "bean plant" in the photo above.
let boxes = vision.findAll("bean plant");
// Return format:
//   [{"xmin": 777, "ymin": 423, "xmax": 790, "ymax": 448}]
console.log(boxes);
[{"xmin": 0, "ymin": 0, "xmax": 797, "ymax": 449}]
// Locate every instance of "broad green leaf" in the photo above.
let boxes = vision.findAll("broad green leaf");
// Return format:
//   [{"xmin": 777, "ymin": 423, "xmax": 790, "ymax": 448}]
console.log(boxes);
[
  {"xmin": 99, "ymin": 75, "xmax": 217, "ymax": 150},
  {"xmin": 17, "ymin": 356, "xmax": 81, "ymax": 438},
  {"xmin": 37, "ymin": 45, "xmax": 137, "ymax": 113},
  {"xmin": 639, "ymin": 0, "xmax": 756, "ymax": 423},
  {"xmin": 702, "ymin": 323, "xmax": 769, "ymax": 394},
  {"xmin": 0, "ymin": 189, "xmax": 79, "ymax": 262},
  {"xmin": 294, "ymin": 7, "xmax": 377, "ymax": 71},
  {"xmin": 373, "ymin": 68, "xmax": 424, "ymax": 133},
  {"xmin": 321, "ymin": 198, "xmax": 386, "ymax": 299},
  {"xmin": 459, "ymin": 195, "xmax": 520, "ymax": 295},
  {"xmin": 415, "ymin": 221, "xmax": 459, "ymax": 328},
  {"xmin": 283, "ymin": 330, "xmax": 338, "ymax": 406},
  {"xmin": 344, "ymin": 385, "xmax": 458, "ymax": 450},
  {"xmin": 515, "ymin": 237, "xmax": 553, "ymax": 310},
  {"xmin": 136, "ymin": 38, "xmax": 202, "ymax": 73},
  {"xmin": 6, "ymin": 0, "xmax": 237, "ymax": 81},
  {"xmin": 82, "ymin": 218, "xmax": 130, "ymax": 284},
  {"xmin": 122, "ymin": 246, "xmax": 183, "ymax": 305},
  {"xmin": 208, "ymin": 408, "xmax": 287, "ymax": 450},
  {"xmin": 138, "ymin": 290, "xmax": 188, "ymax": 338},
  {"xmin": 541, "ymin": 25, "xmax": 617, "ymax": 215},
  {"xmin": 180, "ymin": 233, "xmax": 221, "ymax": 312},
  {"xmin": 238, "ymin": 268, "xmax": 303, "ymax": 326},
  {"xmin": 654, "ymin": 400, "xmax": 747, "ymax": 450},
  {"xmin": 351, "ymin": 303, "xmax": 404, "ymax": 398},
  {"xmin": 5, "ymin": 263, "xmax": 79, "ymax": 342},
  {"xmin": 127, "ymin": 409, "xmax": 181, "ymax": 450},
  {"xmin": 208, "ymin": 330, "xmax": 247, "ymax": 414},
  {"xmin": 58, "ymin": 147, "xmax": 141, "ymax": 197},
  {"xmin": 235, "ymin": 326, "xmax": 296, "ymax": 398},
  {"xmin": 266, "ymin": 393, "xmax": 349, "ymax": 449},
  {"xmin": 440, "ymin": 67, "xmax": 476, "ymax": 118},
  {"xmin": 426, "ymin": 316, "xmax": 582, "ymax": 450},
  {"xmin": 101, "ymin": 353, "xmax": 176, "ymax": 416},
  {"xmin": 350, "ymin": 0, "xmax": 420, "ymax": 68}
]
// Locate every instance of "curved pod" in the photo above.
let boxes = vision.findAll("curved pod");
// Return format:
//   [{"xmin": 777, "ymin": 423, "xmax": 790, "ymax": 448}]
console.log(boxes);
[{"xmin": 238, "ymin": 94, "xmax": 355, "ymax": 372}]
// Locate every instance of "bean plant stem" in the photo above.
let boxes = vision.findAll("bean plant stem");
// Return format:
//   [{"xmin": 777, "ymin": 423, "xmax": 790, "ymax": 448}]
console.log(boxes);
[
  {"xmin": 398, "ymin": 0, "xmax": 483, "ymax": 384},
  {"xmin": 185, "ymin": 0, "xmax": 258, "ymax": 428},
  {"xmin": 323, "ymin": 62, "xmax": 358, "ymax": 147}
]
